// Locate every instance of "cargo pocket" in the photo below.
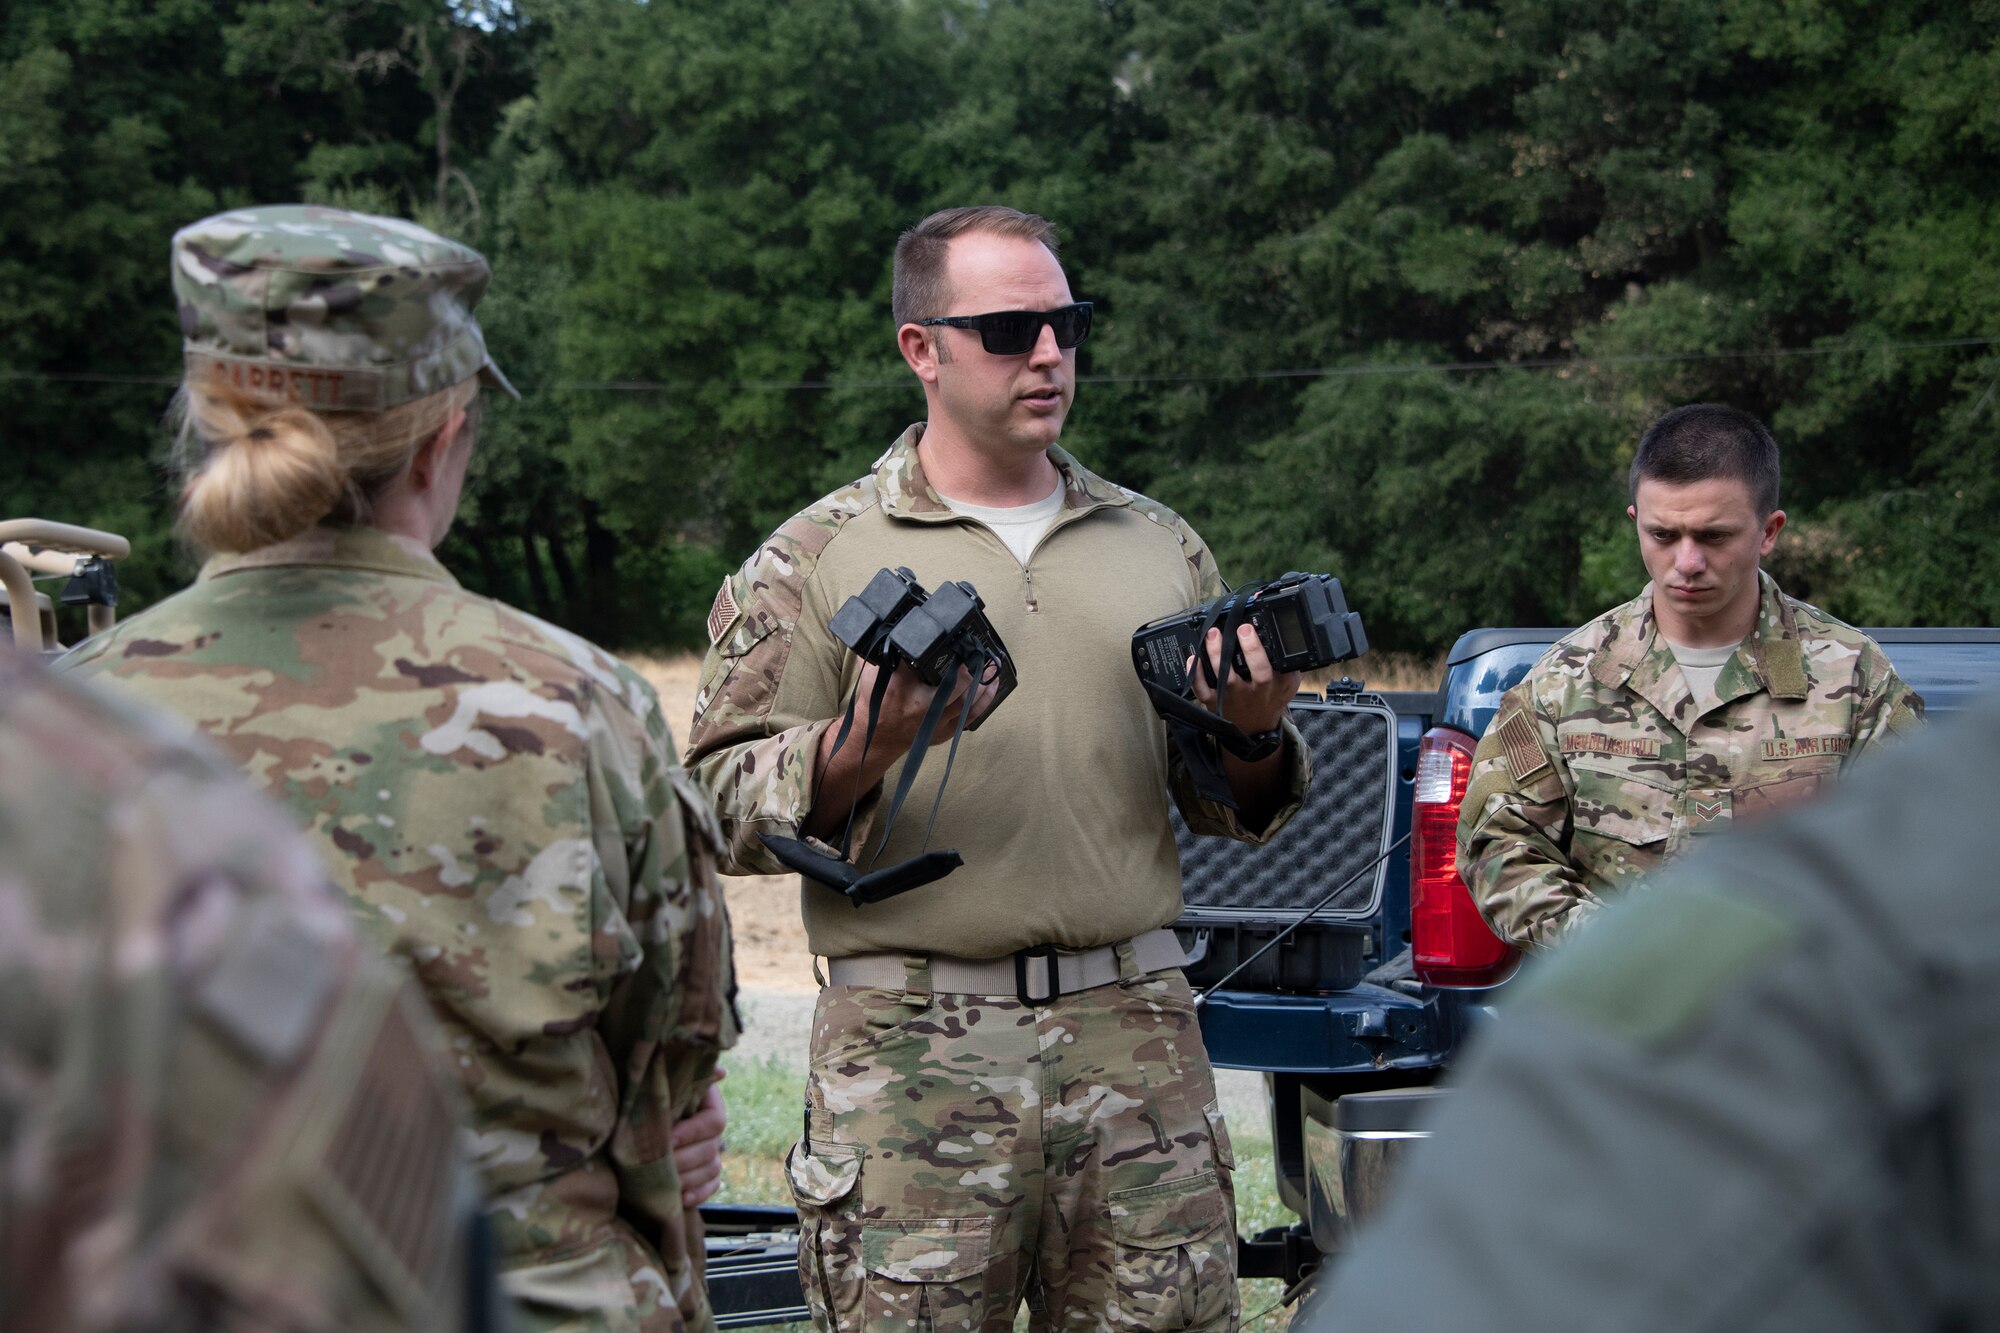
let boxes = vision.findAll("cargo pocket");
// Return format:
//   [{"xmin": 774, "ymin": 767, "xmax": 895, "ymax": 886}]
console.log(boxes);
[
  {"xmin": 1108, "ymin": 1170, "xmax": 1234, "ymax": 1331},
  {"xmin": 860, "ymin": 1217, "xmax": 996, "ymax": 1332},
  {"xmin": 1569, "ymin": 763, "xmax": 1673, "ymax": 884},
  {"xmin": 787, "ymin": 1139, "xmax": 864, "ymax": 1330}
]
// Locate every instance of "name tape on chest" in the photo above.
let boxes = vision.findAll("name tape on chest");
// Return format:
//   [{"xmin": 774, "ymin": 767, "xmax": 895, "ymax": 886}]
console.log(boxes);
[
  {"xmin": 1762, "ymin": 735, "xmax": 1849, "ymax": 761},
  {"xmin": 1561, "ymin": 733, "xmax": 1663, "ymax": 760}
]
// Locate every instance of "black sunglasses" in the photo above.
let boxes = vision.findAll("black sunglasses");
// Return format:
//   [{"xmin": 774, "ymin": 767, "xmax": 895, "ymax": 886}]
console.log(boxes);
[{"xmin": 917, "ymin": 301, "xmax": 1093, "ymax": 355}]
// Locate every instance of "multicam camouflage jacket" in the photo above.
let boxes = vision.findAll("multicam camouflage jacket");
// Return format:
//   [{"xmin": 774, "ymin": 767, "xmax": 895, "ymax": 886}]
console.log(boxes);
[
  {"xmin": 61, "ymin": 527, "xmax": 738, "ymax": 1333},
  {"xmin": 1459, "ymin": 572, "xmax": 1923, "ymax": 951},
  {"xmin": 686, "ymin": 425, "xmax": 1308, "ymax": 961},
  {"xmin": 1, "ymin": 650, "xmax": 476, "ymax": 1331}
]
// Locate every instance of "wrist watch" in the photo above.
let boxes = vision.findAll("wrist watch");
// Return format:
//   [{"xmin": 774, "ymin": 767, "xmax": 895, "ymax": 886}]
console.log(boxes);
[{"xmin": 1228, "ymin": 726, "xmax": 1284, "ymax": 762}]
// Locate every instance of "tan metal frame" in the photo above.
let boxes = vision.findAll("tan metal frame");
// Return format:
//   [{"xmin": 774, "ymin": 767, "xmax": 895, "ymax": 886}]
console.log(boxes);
[{"xmin": 0, "ymin": 519, "xmax": 132, "ymax": 652}]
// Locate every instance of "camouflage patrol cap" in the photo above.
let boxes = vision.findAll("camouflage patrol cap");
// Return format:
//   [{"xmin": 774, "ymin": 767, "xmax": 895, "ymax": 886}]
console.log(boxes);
[{"xmin": 172, "ymin": 204, "xmax": 518, "ymax": 413}]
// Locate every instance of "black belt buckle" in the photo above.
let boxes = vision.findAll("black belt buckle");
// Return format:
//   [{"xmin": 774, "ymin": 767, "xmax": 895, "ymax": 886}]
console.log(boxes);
[{"xmin": 1014, "ymin": 944, "xmax": 1060, "ymax": 1006}]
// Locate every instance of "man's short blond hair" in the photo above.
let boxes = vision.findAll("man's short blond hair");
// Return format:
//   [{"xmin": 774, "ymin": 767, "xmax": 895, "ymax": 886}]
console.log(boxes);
[{"xmin": 892, "ymin": 206, "xmax": 1062, "ymax": 327}]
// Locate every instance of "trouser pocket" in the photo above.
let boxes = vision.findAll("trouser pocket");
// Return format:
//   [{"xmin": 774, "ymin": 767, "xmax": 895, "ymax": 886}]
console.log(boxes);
[
  {"xmin": 1108, "ymin": 1170, "xmax": 1235, "ymax": 1331},
  {"xmin": 788, "ymin": 1139, "xmax": 865, "ymax": 1330},
  {"xmin": 859, "ymin": 1217, "xmax": 996, "ymax": 1332}
]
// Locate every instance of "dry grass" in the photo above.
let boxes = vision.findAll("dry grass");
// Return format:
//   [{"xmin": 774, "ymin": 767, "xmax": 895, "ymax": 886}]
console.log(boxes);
[{"xmin": 1305, "ymin": 649, "xmax": 1444, "ymax": 694}]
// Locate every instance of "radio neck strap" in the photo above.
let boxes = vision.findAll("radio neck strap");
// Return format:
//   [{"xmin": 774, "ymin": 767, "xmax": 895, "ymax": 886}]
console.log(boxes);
[
  {"xmin": 763, "ymin": 651, "xmax": 989, "ymax": 906},
  {"xmin": 829, "ymin": 663, "xmax": 896, "ymax": 860}
]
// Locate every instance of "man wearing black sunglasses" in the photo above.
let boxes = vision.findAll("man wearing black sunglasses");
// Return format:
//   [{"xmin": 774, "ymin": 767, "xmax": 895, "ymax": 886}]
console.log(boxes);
[{"xmin": 687, "ymin": 206, "xmax": 1311, "ymax": 1332}]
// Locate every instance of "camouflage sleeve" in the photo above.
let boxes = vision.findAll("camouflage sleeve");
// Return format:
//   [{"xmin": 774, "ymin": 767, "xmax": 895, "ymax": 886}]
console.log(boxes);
[
  {"xmin": 1458, "ymin": 683, "xmax": 1600, "ymax": 951},
  {"xmin": 588, "ymin": 669, "xmax": 739, "ymax": 1314},
  {"xmin": 1162, "ymin": 517, "xmax": 1313, "ymax": 842},
  {"xmin": 1844, "ymin": 640, "xmax": 1926, "ymax": 763},
  {"xmin": 684, "ymin": 521, "xmax": 867, "ymax": 874}
]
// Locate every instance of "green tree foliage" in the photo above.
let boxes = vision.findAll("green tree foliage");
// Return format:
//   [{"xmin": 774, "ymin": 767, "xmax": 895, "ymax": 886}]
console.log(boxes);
[{"xmin": 3, "ymin": 0, "xmax": 1995, "ymax": 654}]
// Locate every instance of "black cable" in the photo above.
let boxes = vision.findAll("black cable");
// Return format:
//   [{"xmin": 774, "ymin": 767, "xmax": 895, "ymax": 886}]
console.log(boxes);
[{"xmin": 1191, "ymin": 830, "xmax": 1412, "ymax": 1009}]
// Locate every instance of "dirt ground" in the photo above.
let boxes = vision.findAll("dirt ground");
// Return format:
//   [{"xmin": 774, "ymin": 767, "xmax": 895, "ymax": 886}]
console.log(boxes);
[
  {"xmin": 638, "ymin": 646, "xmax": 1442, "ymax": 995},
  {"xmin": 636, "ymin": 653, "xmax": 820, "ymax": 994}
]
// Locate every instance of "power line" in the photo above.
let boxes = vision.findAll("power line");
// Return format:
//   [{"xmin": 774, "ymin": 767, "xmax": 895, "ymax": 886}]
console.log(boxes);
[
  {"xmin": 0, "ymin": 370, "xmax": 179, "ymax": 386},
  {"xmin": 1080, "ymin": 335, "xmax": 2000, "ymax": 385},
  {"xmin": 4, "ymin": 334, "xmax": 1995, "ymax": 395}
]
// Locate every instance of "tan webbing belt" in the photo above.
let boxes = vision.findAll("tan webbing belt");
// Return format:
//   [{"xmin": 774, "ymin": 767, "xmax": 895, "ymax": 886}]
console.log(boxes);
[{"xmin": 824, "ymin": 928, "xmax": 1187, "ymax": 1001}]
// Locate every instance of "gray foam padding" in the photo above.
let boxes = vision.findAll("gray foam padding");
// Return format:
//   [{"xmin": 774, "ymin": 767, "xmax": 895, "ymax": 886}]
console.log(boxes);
[{"xmin": 1173, "ymin": 701, "xmax": 1395, "ymax": 920}]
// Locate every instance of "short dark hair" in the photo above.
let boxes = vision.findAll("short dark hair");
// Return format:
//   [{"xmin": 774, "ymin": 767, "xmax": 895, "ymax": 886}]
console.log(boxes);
[
  {"xmin": 1629, "ymin": 404, "xmax": 1781, "ymax": 517},
  {"xmin": 892, "ymin": 206, "xmax": 1062, "ymax": 327}
]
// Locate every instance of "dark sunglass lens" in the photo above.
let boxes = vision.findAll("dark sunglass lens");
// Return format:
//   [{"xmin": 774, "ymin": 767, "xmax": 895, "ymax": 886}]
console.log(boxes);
[
  {"xmin": 1050, "ymin": 304, "xmax": 1092, "ymax": 349},
  {"xmin": 979, "ymin": 311, "xmax": 1040, "ymax": 355}
]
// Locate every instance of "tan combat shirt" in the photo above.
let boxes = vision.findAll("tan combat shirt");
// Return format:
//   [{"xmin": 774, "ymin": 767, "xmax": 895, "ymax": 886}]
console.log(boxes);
[
  {"xmin": 686, "ymin": 425, "xmax": 1310, "ymax": 960},
  {"xmin": 1459, "ymin": 572, "xmax": 1922, "ymax": 951}
]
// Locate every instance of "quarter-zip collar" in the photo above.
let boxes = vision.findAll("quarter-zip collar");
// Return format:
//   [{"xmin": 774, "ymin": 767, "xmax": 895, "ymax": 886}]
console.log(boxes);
[{"xmin": 873, "ymin": 423, "xmax": 1133, "ymax": 524}]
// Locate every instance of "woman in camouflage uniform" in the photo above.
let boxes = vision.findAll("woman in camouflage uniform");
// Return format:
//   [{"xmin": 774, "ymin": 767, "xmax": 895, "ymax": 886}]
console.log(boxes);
[{"xmin": 63, "ymin": 205, "xmax": 736, "ymax": 1333}]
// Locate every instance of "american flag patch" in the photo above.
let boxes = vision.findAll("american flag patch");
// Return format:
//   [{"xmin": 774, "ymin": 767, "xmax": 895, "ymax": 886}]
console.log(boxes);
[
  {"xmin": 312, "ymin": 996, "xmax": 459, "ymax": 1316},
  {"xmin": 707, "ymin": 581, "xmax": 739, "ymax": 645},
  {"xmin": 1498, "ymin": 710, "xmax": 1549, "ymax": 781}
]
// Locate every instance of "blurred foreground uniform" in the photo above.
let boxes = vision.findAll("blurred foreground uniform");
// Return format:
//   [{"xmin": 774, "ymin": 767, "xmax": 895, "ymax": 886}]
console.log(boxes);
[
  {"xmin": 1305, "ymin": 693, "xmax": 2000, "ymax": 1332},
  {"xmin": 64, "ymin": 530, "xmax": 739, "ymax": 1332},
  {"xmin": 0, "ymin": 651, "xmax": 483, "ymax": 1331},
  {"xmin": 1460, "ymin": 573, "xmax": 1919, "ymax": 950}
]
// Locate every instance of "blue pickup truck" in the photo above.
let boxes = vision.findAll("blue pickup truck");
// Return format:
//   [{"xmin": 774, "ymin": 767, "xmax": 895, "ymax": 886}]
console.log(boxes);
[{"xmin": 1177, "ymin": 626, "xmax": 2000, "ymax": 1296}]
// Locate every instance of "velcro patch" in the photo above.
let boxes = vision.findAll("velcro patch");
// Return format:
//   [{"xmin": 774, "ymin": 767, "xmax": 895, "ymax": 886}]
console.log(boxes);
[
  {"xmin": 186, "ymin": 888, "xmax": 339, "ymax": 1067},
  {"xmin": 1497, "ymin": 710, "xmax": 1549, "ymax": 782},
  {"xmin": 313, "ymin": 995, "xmax": 459, "ymax": 1312},
  {"xmin": 1561, "ymin": 733, "xmax": 1662, "ymax": 760},
  {"xmin": 707, "ymin": 580, "xmax": 739, "ymax": 646},
  {"xmin": 1761, "ymin": 735, "xmax": 1849, "ymax": 761}
]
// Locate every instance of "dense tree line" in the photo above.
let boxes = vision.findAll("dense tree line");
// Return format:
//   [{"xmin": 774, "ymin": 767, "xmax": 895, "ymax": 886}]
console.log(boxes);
[{"xmin": 5, "ymin": 0, "xmax": 1997, "ymax": 654}]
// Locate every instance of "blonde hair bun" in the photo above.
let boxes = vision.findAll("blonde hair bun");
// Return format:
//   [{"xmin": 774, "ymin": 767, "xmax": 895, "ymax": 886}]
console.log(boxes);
[{"xmin": 177, "ymin": 394, "xmax": 347, "ymax": 554}]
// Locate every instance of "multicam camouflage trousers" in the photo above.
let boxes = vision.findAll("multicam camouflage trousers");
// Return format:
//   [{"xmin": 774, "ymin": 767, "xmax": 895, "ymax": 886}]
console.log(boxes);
[{"xmin": 786, "ymin": 962, "xmax": 1238, "ymax": 1333}]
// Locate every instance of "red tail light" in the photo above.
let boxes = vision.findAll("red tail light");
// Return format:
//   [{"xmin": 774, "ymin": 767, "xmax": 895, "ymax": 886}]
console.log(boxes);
[{"xmin": 1410, "ymin": 727, "xmax": 1519, "ymax": 987}]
